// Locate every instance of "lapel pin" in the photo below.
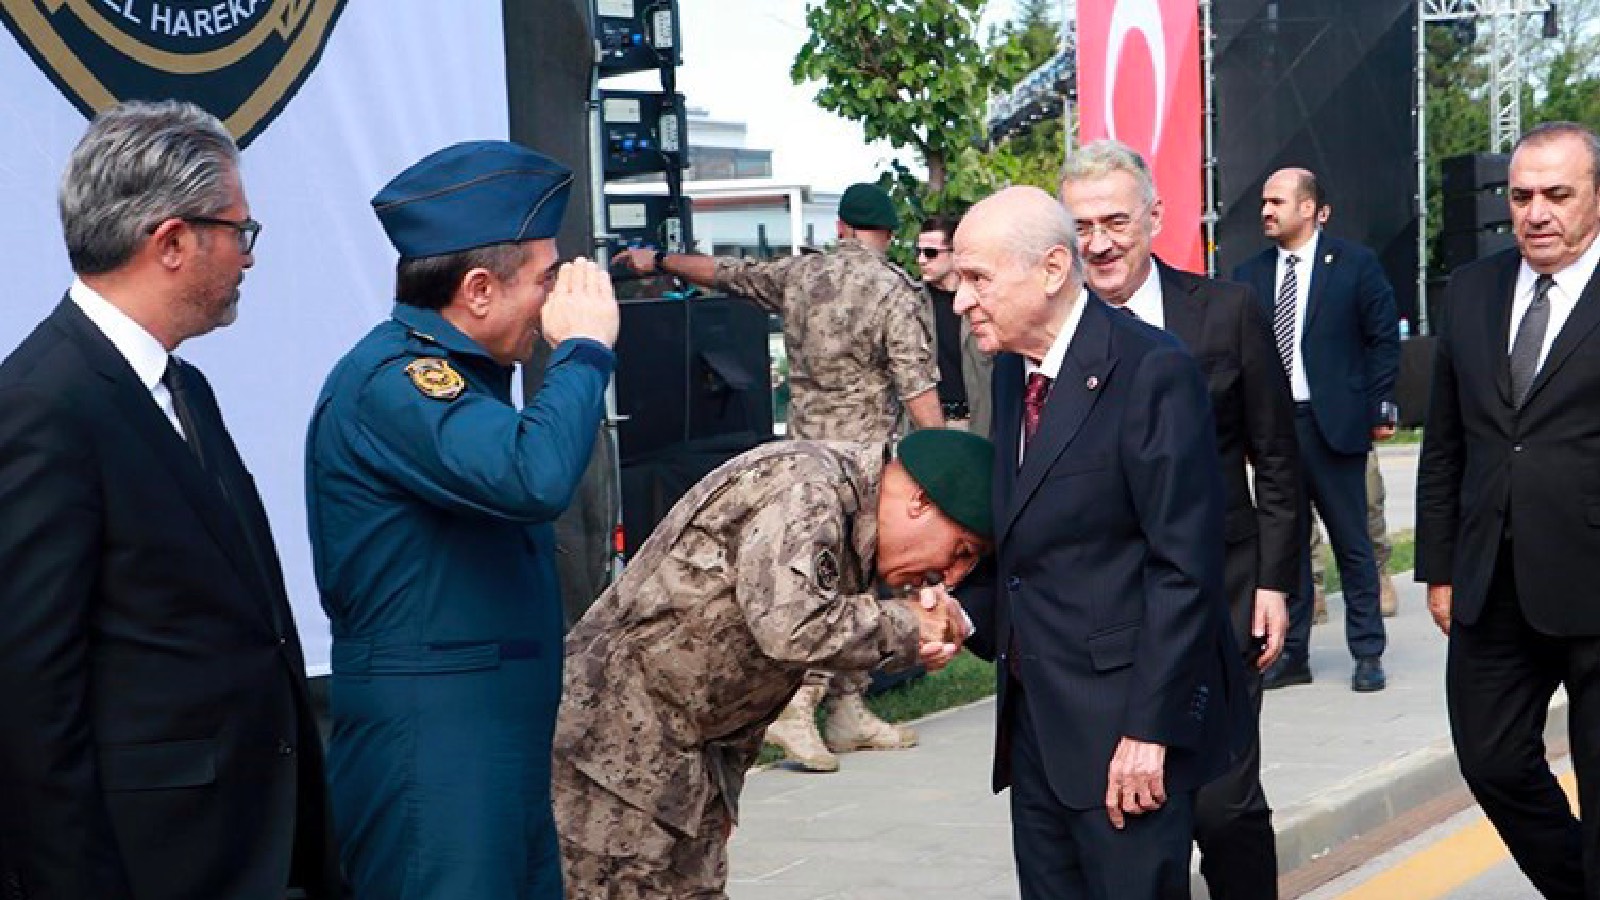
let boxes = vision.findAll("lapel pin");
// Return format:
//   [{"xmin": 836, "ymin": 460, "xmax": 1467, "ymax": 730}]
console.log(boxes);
[
  {"xmin": 1086, "ymin": 375, "xmax": 1100, "ymax": 391},
  {"xmin": 1324, "ymin": 253, "xmax": 1333, "ymax": 265}
]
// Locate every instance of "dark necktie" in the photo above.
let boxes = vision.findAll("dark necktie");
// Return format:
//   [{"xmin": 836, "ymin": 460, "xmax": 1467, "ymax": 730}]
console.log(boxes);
[
  {"xmin": 1509, "ymin": 274, "xmax": 1555, "ymax": 408},
  {"xmin": 1022, "ymin": 372, "xmax": 1052, "ymax": 447},
  {"xmin": 1273, "ymin": 254, "xmax": 1299, "ymax": 377},
  {"xmin": 162, "ymin": 358, "xmax": 210, "ymax": 473}
]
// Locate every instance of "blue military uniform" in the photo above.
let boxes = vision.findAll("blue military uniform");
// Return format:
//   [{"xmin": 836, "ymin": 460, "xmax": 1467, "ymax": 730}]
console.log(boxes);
[{"xmin": 305, "ymin": 142, "xmax": 613, "ymax": 898}]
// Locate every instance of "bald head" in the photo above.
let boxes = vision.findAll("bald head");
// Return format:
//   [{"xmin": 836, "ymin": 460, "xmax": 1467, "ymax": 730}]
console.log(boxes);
[
  {"xmin": 951, "ymin": 186, "xmax": 1083, "ymax": 361},
  {"xmin": 1261, "ymin": 167, "xmax": 1321, "ymax": 250}
]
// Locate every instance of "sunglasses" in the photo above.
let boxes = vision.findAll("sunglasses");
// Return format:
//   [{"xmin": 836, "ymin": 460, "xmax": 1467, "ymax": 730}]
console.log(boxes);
[{"xmin": 916, "ymin": 246, "xmax": 949, "ymax": 259}]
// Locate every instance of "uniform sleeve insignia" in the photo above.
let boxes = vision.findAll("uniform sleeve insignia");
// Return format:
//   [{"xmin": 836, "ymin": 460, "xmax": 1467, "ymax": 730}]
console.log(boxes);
[
  {"xmin": 404, "ymin": 358, "xmax": 465, "ymax": 401},
  {"xmin": 814, "ymin": 547, "xmax": 841, "ymax": 594}
]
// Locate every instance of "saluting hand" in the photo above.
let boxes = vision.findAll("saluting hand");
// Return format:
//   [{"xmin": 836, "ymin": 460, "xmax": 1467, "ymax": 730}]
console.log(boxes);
[{"xmin": 542, "ymin": 257, "xmax": 620, "ymax": 349}]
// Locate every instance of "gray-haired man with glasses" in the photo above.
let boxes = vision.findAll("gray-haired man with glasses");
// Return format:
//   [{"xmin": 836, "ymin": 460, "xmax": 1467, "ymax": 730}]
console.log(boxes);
[{"xmin": 0, "ymin": 99, "xmax": 340, "ymax": 900}]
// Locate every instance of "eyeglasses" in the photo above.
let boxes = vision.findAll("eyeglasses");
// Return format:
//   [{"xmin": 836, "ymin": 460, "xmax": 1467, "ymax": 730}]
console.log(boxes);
[
  {"xmin": 182, "ymin": 215, "xmax": 261, "ymax": 254},
  {"xmin": 1075, "ymin": 215, "xmax": 1140, "ymax": 243},
  {"xmin": 916, "ymin": 246, "xmax": 949, "ymax": 259}
]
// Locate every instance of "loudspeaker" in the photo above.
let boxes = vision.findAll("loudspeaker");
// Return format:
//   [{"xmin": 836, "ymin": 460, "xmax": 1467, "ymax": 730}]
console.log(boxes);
[
  {"xmin": 613, "ymin": 296, "xmax": 774, "ymax": 464},
  {"xmin": 1440, "ymin": 152, "xmax": 1510, "ymax": 196},
  {"xmin": 1437, "ymin": 228, "xmax": 1516, "ymax": 272},
  {"xmin": 1442, "ymin": 190, "xmax": 1511, "ymax": 234}
]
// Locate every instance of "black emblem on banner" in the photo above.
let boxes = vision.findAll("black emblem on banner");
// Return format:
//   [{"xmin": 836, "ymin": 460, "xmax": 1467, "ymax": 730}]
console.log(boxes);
[{"xmin": 0, "ymin": 0, "xmax": 347, "ymax": 148}]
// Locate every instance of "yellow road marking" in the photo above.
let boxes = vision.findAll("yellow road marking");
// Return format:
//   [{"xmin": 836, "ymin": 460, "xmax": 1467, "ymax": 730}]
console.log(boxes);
[{"xmin": 1330, "ymin": 771, "xmax": 1577, "ymax": 900}]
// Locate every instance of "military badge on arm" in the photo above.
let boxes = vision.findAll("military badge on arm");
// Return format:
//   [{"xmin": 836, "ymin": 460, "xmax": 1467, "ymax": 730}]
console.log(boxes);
[{"xmin": 405, "ymin": 358, "xmax": 465, "ymax": 401}]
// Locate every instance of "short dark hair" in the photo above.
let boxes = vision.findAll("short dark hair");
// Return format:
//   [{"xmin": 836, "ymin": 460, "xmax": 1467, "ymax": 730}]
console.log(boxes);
[
  {"xmin": 1515, "ymin": 121, "xmax": 1600, "ymax": 188},
  {"xmin": 1293, "ymin": 171, "xmax": 1326, "ymax": 211},
  {"xmin": 394, "ymin": 242, "xmax": 529, "ymax": 310},
  {"xmin": 919, "ymin": 212, "xmax": 963, "ymax": 241}
]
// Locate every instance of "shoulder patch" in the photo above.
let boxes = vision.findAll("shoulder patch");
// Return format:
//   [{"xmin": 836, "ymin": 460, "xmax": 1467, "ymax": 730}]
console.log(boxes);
[
  {"xmin": 405, "ymin": 358, "xmax": 465, "ymax": 401},
  {"xmin": 814, "ymin": 547, "xmax": 841, "ymax": 594}
]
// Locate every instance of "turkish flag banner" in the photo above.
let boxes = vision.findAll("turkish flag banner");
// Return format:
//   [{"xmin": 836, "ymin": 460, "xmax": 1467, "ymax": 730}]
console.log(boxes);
[{"xmin": 1076, "ymin": 0, "xmax": 1204, "ymax": 272}]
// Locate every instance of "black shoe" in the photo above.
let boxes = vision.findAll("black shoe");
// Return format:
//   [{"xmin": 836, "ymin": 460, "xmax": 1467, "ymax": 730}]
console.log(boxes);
[
  {"xmin": 1262, "ymin": 657, "xmax": 1312, "ymax": 690},
  {"xmin": 1352, "ymin": 656, "xmax": 1387, "ymax": 693}
]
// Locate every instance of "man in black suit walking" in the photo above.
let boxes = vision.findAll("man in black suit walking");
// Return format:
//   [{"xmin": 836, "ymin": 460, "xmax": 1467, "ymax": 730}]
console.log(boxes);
[
  {"xmin": 1418, "ymin": 121, "xmax": 1600, "ymax": 900},
  {"xmin": 1061, "ymin": 140, "xmax": 1299, "ymax": 900},
  {"xmin": 1233, "ymin": 169, "xmax": 1399, "ymax": 693},
  {"xmin": 952, "ymin": 185, "xmax": 1245, "ymax": 900},
  {"xmin": 0, "ymin": 101, "xmax": 339, "ymax": 900}
]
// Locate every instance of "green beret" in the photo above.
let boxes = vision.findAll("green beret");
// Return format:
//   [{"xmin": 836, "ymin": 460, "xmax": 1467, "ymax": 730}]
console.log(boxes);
[
  {"xmin": 896, "ymin": 429, "xmax": 994, "ymax": 540},
  {"xmin": 838, "ymin": 182, "xmax": 899, "ymax": 232}
]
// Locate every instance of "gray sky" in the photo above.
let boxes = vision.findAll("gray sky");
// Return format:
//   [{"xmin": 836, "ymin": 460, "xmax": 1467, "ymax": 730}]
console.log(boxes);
[{"xmin": 610, "ymin": 0, "xmax": 1023, "ymax": 191}]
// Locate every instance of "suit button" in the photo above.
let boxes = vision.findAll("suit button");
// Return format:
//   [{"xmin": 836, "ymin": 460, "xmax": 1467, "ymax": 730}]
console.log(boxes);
[
  {"xmin": 1513, "ymin": 444, "xmax": 1524, "ymax": 452},
  {"xmin": 277, "ymin": 741, "xmax": 295, "ymax": 757},
  {"xmin": 1007, "ymin": 576, "xmax": 1021, "ymax": 591},
  {"xmin": 277, "ymin": 636, "xmax": 288, "ymax": 646}
]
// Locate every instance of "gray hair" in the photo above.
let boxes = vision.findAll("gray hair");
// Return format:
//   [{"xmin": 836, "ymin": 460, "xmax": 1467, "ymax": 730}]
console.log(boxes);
[
  {"xmin": 59, "ymin": 100, "xmax": 241, "ymax": 275},
  {"xmin": 1515, "ymin": 121, "xmax": 1600, "ymax": 188},
  {"xmin": 395, "ymin": 242, "xmax": 531, "ymax": 311},
  {"xmin": 1059, "ymin": 139, "xmax": 1157, "ymax": 208},
  {"xmin": 1006, "ymin": 189, "xmax": 1084, "ymax": 281}
]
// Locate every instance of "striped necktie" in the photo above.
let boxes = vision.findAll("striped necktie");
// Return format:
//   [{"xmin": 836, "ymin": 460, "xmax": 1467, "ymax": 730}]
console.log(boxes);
[{"xmin": 1273, "ymin": 255, "xmax": 1299, "ymax": 377}]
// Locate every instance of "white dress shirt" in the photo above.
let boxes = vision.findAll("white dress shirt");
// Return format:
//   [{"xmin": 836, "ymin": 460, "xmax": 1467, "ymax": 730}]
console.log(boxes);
[
  {"xmin": 1019, "ymin": 285, "xmax": 1090, "ymax": 463},
  {"xmin": 69, "ymin": 278, "xmax": 187, "ymax": 439},
  {"xmin": 1119, "ymin": 262, "xmax": 1166, "ymax": 328},
  {"xmin": 1507, "ymin": 232, "xmax": 1600, "ymax": 372},
  {"xmin": 1274, "ymin": 230, "xmax": 1320, "ymax": 402}
]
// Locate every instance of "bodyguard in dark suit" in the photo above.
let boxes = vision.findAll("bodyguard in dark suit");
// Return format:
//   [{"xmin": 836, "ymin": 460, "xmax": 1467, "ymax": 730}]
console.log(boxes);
[
  {"xmin": 953, "ymin": 186, "xmax": 1246, "ymax": 900},
  {"xmin": 1418, "ymin": 121, "xmax": 1600, "ymax": 900},
  {"xmin": 1062, "ymin": 141, "xmax": 1300, "ymax": 900},
  {"xmin": 0, "ymin": 101, "xmax": 339, "ymax": 899},
  {"xmin": 1233, "ymin": 169, "xmax": 1399, "ymax": 693}
]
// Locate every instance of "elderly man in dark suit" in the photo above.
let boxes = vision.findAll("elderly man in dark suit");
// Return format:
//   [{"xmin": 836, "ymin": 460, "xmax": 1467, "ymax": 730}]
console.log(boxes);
[
  {"xmin": 953, "ymin": 185, "xmax": 1245, "ymax": 900},
  {"xmin": 1419, "ymin": 120, "xmax": 1600, "ymax": 900},
  {"xmin": 1233, "ymin": 168, "xmax": 1399, "ymax": 693},
  {"xmin": 1061, "ymin": 139, "xmax": 1299, "ymax": 900},
  {"xmin": 0, "ymin": 101, "xmax": 339, "ymax": 900}
]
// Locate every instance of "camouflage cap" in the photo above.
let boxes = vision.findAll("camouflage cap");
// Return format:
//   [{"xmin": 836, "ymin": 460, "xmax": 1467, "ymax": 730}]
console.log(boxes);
[
  {"xmin": 838, "ymin": 182, "xmax": 899, "ymax": 232},
  {"xmin": 896, "ymin": 429, "xmax": 994, "ymax": 540}
]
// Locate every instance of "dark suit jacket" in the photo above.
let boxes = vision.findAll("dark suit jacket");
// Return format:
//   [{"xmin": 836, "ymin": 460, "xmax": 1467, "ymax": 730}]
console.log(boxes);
[
  {"xmin": 0, "ymin": 300, "xmax": 340, "ymax": 899},
  {"xmin": 1156, "ymin": 260, "xmax": 1301, "ymax": 647},
  {"xmin": 961, "ymin": 297, "xmax": 1245, "ymax": 808},
  {"xmin": 1232, "ymin": 234, "xmax": 1400, "ymax": 455},
  {"xmin": 1417, "ymin": 250, "xmax": 1600, "ymax": 635}
]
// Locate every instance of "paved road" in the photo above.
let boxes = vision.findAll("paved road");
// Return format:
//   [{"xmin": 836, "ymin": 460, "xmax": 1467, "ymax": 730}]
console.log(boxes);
[{"xmin": 1376, "ymin": 443, "xmax": 1418, "ymax": 536}]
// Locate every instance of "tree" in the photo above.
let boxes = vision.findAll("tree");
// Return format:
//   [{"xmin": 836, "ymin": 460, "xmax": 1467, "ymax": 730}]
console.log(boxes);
[{"xmin": 791, "ymin": 0, "xmax": 1034, "ymax": 199}]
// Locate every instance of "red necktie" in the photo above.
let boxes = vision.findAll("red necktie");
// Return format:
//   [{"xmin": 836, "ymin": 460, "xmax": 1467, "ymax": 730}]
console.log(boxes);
[{"xmin": 1023, "ymin": 372, "xmax": 1052, "ymax": 446}]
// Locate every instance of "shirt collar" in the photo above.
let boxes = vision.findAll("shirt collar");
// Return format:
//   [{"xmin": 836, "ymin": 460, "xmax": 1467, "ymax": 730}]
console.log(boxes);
[
  {"xmin": 1278, "ymin": 230, "xmax": 1320, "ymax": 268},
  {"xmin": 69, "ymin": 277, "xmax": 171, "ymax": 391},
  {"xmin": 1026, "ymin": 285, "xmax": 1089, "ymax": 381},
  {"xmin": 390, "ymin": 303, "xmax": 498, "ymax": 361},
  {"xmin": 1123, "ymin": 261, "xmax": 1164, "ymax": 322},
  {"xmin": 1519, "ymin": 230, "xmax": 1600, "ymax": 300}
]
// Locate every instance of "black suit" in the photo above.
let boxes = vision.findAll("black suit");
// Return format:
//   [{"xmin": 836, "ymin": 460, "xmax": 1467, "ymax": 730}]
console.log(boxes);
[
  {"xmin": 962, "ymin": 297, "xmax": 1246, "ymax": 899},
  {"xmin": 1418, "ymin": 249, "xmax": 1600, "ymax": 899},
  {"xmin": 1234, "ymin": 235, "xmax": 1398, "ymax": 667},
  {"xmin": 1153, "ymin": 260, "xmax": 1300, "ymax": 899},
  {"xmin": 0, "ymin": 300, "xmax": 340, "ymax": 900}
]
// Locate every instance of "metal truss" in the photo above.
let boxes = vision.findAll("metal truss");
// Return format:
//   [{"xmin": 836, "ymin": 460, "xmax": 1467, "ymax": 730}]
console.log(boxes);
[{"xmin": 1423, "ymin": 0, "xmax": 1553, "ymax": 152}]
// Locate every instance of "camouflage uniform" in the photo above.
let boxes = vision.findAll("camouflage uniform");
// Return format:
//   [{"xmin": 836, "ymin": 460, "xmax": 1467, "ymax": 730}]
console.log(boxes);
[
  {"xmin": 714, "ymin": 239, "xmax": 938, "ymax": 698},
  {"xmin": 714, "ymin": 239, "xmax": 939, "ymax": 443},
  {"xmin": 554, "ymin": 441, "xmax": 921, "ymax": 899}
]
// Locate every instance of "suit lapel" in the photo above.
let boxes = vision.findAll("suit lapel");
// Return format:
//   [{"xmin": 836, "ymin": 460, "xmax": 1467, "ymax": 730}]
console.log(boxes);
[
  {"xmin": 1304, "ymin": 240, "xmax": 1333, "ymax": 331},
  {"xmin": 55, "ymin": 301, "xmax": 277, "ymax": 625},
  {"xmin": 1524, "ymin": 260, "xmax": 1600, "ymax": 406},
  {"xmin": 1000, "ymin": 300, "xmax": 1116, "ymax": 544},
  {"xmin": 993, "ymin": 353, "xmax": 1023, "ymax": 507},
  {"xmin": 1157, "ymin": 261, "xmax": 1205, "ymax": 347},
  {"xmin": 1490, "ymin": 257, "xmax": 1521, "ymax": 407}
]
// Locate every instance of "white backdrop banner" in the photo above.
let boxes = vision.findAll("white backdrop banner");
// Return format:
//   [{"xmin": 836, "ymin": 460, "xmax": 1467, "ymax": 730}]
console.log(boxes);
[{"xmin": 0, "ymin": 1, "xmax": 511, "ymax": 672}]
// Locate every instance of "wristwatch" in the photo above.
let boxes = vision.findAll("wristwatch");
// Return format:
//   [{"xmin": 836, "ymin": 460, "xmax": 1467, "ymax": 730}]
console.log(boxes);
[{"xmin": 653, "ymin": 249, "xmax": 670, "ymax": 273}]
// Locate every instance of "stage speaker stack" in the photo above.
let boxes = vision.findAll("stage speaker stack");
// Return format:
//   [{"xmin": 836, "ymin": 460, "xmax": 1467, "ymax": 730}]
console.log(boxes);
[{"xmin": 1437, "ymin": 152, "xmax": 1515, "ymax": 273}]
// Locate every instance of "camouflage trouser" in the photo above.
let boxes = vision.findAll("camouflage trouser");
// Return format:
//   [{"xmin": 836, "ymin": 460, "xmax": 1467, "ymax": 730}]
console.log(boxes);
[
  {"xmin": 1311, "ymin": 450, "xmax": 1392, "ymax": 584},
  {"xmin": 555, "ymin": 758, "xmax": 731, "ymax": 900},
  {"xmin": 800, "ymin": 668, "xmax": 870, "ymax": 696}
]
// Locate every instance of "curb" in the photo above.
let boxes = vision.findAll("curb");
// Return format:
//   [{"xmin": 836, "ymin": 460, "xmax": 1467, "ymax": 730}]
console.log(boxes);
[{"xmin": 1272, "ymin": 691, "xmax": 1569, "ymax": 875}]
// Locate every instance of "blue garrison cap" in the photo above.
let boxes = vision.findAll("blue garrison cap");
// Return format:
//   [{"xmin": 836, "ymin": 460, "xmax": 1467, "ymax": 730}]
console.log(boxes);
[{"xmin": 372, "ymin": 140, "xmax": 573, "ymax": 259}]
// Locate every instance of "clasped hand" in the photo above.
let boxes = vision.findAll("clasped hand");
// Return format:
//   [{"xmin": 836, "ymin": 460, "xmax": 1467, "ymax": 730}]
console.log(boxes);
[{"xmin": 908, "ymin": 583, "xmax": 967, "ymax": 672}]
